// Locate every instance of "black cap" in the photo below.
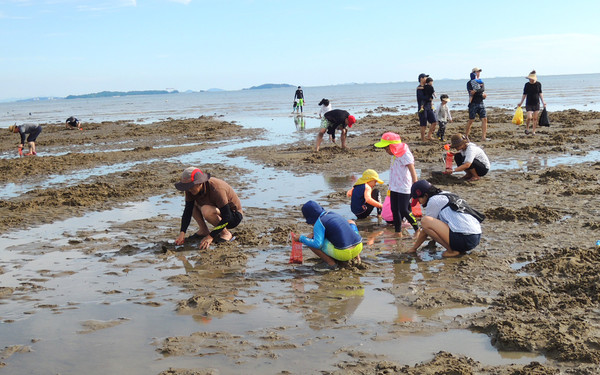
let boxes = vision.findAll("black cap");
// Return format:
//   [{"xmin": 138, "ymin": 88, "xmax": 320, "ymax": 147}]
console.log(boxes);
[
  {"xmin": 411, "ymin": 180, "xmax": 432, "ymax": 199},
  {"xmin": 418, "ymin": 73, "xmax": 429, "ymax": 82}
]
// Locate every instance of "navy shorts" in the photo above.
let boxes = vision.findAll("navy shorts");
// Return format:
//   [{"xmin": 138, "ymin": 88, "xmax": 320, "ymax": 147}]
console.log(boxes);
[
  {"xmin": 27, "ymin": 126, "xmax": 42, "ymax": 142},
  {"xmin": 468, "ymin": 103, "xmax": 487, "ymax": 120},
  {"xmin": 448, "ymin": 230, "xmax": 481, "ymax": 253},
  {"xmin": 419, "ymin": 109, "xmax": 437, "ymax": 126}
]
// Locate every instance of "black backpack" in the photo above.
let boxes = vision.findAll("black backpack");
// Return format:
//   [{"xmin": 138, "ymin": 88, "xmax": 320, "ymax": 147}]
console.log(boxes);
[
  {"xmin": 440, "ymin": 193, "xmax": 485, "ymax": 222},
  {"xmin": 538, "ymin": 107, "xmax": 550, "ymax": 127}
]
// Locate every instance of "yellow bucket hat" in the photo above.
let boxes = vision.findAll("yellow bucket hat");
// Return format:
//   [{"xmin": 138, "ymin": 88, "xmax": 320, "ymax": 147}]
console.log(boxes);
[{"xmin": 354, "ymin": 169, "xmax": 384, "ymax": 186}]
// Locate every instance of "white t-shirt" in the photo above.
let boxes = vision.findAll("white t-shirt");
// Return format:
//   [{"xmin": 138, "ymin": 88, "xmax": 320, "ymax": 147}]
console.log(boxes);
[
  {"xmin": 318, "ymin": 104, "xmax": 332, "ymax": 118},
  {"xmin": 425, "ymin": 193, "xmax": 482, "ymax": 235},
  {"xmin": 459, "ymin": 143, "xmax": 490, "ymax": 169},
  {"xmin": 388, "ymin": 148, "xmax": 415, "ymax": 194}
]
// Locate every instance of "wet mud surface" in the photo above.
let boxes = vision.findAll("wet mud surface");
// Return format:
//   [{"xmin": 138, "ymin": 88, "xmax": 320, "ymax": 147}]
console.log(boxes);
[{"xmin": 1, "ymin": 109, "xmax": 600, "ymax": 373}]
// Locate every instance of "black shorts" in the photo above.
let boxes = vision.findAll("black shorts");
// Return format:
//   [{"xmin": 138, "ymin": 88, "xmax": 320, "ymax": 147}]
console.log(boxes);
[
  {"xmin": 525, "ymin": 104, "xmax": 540, "ymax": 112},
  {"xmin": 449, "ymin": 230, "xmax": 481, "ymax": 253},
  {"xmin": 26, "ymin": 126, "xmax": 42, "ymax": 142},
  {"xmin": 454, "ymin": 153, "xmax": 489, "ymax": 177},
  {"xmin": 226, "ymin": 210, "xmax": 243, "ymax": 229}
]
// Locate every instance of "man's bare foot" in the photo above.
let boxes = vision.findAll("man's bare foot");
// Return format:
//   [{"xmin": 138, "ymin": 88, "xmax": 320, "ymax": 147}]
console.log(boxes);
[
  {"xmin": 467, "ymin": 176, "xmax": 480, "ymax": 182},
  {"xmin": 219, "ymin": 230, "xmax": 233, "ymax": 242},
  {"xmin": 442, "ymin": 249, "xmax": 461, "ymax": 257}
]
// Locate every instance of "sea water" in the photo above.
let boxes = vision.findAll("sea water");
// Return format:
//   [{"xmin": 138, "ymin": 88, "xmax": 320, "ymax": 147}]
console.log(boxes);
[{"xmin": 1, "ymin": 73, "xmax": 599, "ymax": 127}]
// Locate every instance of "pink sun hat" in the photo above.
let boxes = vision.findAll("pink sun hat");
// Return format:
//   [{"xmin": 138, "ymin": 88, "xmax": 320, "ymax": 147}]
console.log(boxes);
[{"xmin": 374, "ymin": 132, "xmax": 407, "ymax": 157}]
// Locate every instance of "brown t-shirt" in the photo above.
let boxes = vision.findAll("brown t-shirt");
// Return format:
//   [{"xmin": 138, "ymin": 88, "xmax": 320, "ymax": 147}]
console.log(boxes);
[{"xmin": 185, "ymin": 177, "xmax": 242, "ymax": 212}]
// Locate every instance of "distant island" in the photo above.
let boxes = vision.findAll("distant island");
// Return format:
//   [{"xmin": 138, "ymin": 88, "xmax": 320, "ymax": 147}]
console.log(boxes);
[
  {"xmin": 243, "ymin": 83, "xmax": 294, "ymax": 90},
  {"xmin": 65, "ymin": 90, "xmax": 179, "ymax": 99}
]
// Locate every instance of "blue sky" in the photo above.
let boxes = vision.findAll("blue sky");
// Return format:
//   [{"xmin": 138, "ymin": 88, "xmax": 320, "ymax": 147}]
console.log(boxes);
[{"xmin": 1, "ymin": 0, "xmax": 599, "ymax": 100}]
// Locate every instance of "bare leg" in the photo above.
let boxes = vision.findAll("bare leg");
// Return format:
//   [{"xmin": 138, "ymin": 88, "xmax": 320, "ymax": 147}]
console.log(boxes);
[
  {"xmin": 467, "ymin": 168, "xmax": 480, "ymax": 182},
  {"xmin": 191, "ymin": 205, "xmax": 211, "ymax": 236},
  {"xmin": 525, "ymin": 111, "xmax": 533, "ymax": 133},
  {"xmin": 420, "ymin": 126, "xmax": 426, "ymax": 142},
  {"xmin": 461, "ymin": 169, "xmax": 473, "ymax": 180},
  {"xmin": 426, "ymin": 122, "xmax": 437, "ymax": 141},
  {"xmin": 315, "ymin": 128, "xmax": 326, "ymax": 151},
  {"xmin": 481, "ymin": 118, "xmax": 488, "ymax": 141},
  {"xmin": 420, "ymin": 216, "xmax": 454, "ymax": 254},
  {"xmin": 531, "ymin": 111, "xmax": 539, "ymax": 134},
  {"xmin": 199, "ymin": 205, "xmax": 232, "ymax": 240},
  {"xmin": 307, "ymin": 246, "xmax": 337, "ymax": 266},
  {"xmin": 465, "ymin": 119, "xmax": 474, "ymax": 138},
  {"xmin": 340, "ymin": 128, "xmax": 347, "ymax": 149}
]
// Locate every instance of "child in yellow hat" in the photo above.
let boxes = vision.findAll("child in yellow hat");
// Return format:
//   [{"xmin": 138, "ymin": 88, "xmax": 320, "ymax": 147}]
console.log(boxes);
[{"xmin": 346, "ymin": 169, "xmax": 384, "ymax": 220}]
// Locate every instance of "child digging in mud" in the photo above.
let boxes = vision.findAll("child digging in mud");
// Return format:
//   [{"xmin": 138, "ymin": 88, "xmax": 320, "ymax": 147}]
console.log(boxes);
[
  {"xmin": 346, "ymin": 169, "xmax": 384, "ymax": 220},
  {"xmin": 291, "ymin": 200, "xmax": 363, "ymax": 271}
]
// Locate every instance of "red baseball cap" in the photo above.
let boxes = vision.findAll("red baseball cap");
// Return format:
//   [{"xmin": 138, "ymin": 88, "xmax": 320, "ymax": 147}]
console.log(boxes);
[{"xmin": 347, "ymin": 115, "xmax": 356, "ymax": 128}]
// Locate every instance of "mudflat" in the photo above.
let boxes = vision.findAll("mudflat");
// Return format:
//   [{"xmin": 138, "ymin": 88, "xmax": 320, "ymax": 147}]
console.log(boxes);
[{"xmin": 1, "ymin": 108, "xmax": 599, "ymax": 374}]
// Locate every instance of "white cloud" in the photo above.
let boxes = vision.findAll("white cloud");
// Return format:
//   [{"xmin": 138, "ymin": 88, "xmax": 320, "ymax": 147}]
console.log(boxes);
[{"xmin": 168, "ymin": 0, "xmax": 191, "ymax": 4}]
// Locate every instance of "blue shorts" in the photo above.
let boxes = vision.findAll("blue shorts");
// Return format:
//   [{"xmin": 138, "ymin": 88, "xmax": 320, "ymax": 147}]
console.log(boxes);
[
  {"xmin": 468, "ymin": 103, "xmax": 487, "ymax": 120},
  {"xmin": 419, "ymin": 109, "xmax": 437, "ymax": 126},
  {"xmin": 448, "ymin": 230, "xmax": 480, "ymax": 253}
]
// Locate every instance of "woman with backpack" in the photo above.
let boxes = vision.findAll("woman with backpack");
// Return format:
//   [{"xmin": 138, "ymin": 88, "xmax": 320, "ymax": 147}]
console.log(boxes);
[{"xmin": 407, "ymin": 180, "xmax": 483, "ymax": 257}]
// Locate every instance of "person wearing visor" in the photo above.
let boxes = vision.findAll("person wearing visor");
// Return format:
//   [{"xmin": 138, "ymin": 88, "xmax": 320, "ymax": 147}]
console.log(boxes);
[
  {"xmin": 291, "ymin": 200, "xmax": 363, "ymax": 271},
  {"xmin": 374, "ymin": 132, "xmax": 419, "ymax": 237},
  {"xmin": 174, "ymin": 167, "xmax": 243, "ymax": 250},
  {"xmin": 407, "ymin": 180, "xmax": 482, "ymax": 257}
]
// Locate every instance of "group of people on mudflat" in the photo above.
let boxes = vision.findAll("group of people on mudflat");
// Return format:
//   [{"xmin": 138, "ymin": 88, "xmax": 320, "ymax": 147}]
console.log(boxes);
[
  {"xmin": 172, "ymin": 68, "xmax": 546, "ymax": 270},
  {"xmin": 6, "ymin": 70, "xmax": 546, "ymax": 271}
]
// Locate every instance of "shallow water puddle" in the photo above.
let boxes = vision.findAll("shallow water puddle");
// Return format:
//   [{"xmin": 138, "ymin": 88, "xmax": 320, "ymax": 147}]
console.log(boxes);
[
  {"xmin": 0, "ymin": 201, "xmax": 549, "ymax": 373},
  {"xmin": 0, "ymin": 195, "xmax": 180, "ymax": 254},
  {"xmin": 492, "ymin": 150, "xmax": 600, "ymax": 171}
]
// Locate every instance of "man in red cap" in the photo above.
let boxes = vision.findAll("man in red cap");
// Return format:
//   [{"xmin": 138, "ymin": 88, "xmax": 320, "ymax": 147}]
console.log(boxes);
[
  {"xmin": 315, "ymin": 109, "xmax": 356, "ymax": 151},
  {"xmin": 174, "ymin": 167, "xmax": 243, "ymax": 250}
]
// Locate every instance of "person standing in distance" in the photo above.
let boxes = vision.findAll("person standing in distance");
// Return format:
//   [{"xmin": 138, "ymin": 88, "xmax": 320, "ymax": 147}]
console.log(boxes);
[
  {"xmin": 517, "ymin": 70, "xmax": 547, "ymax": 136},
  {"xmin": 465, "ymin": 67, "xmax": 488, "ymax": 142},
  {"xmin": 294, "ymin": 86, "xmax": 305, "ymax": 113},
  {"xmin": 416, "ymin": 73, "xmax": 436, "ymax": 142}
]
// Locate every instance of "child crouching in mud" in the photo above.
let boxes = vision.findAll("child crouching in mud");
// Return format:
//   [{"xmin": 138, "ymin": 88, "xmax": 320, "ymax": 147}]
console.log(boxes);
[
  {"xmin": 291, "ymin": 200, "xmax": 363, "ymax": 271},
  {"xmin": 346, "ymin": 169, "xmax": 384, "ymax": 220}
]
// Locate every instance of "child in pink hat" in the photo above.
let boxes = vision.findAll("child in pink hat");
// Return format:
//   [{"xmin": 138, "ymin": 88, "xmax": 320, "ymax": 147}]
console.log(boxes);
[{"xmin": 374, "ymin": 132, "xmax": 420, "ymax": 237}]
